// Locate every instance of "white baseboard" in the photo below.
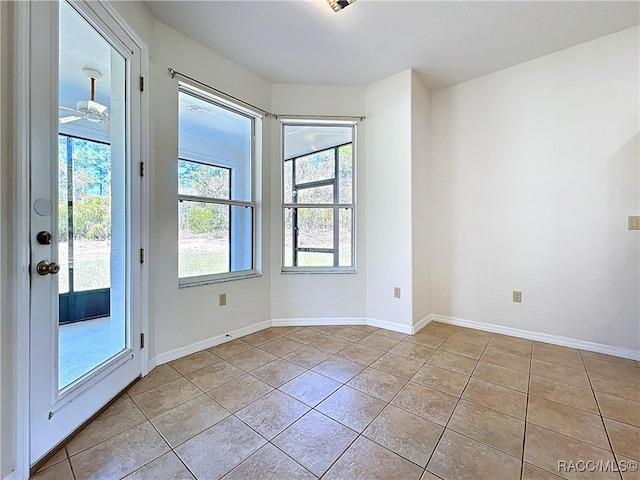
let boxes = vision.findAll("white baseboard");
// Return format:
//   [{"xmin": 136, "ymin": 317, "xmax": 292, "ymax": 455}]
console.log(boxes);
[
  {"xmin": 146, "ymin": 356, "xmax": 157, "ymax": 373},
  {"xmin": 149, "ymin": 313, "xmax": 639, "ymax": 370},
  {"xmin": 432, "ymin": 314, "xmax": 640, "ymax": 361},
  {"xmin": 153, "ymin": 319, "xmax": 272, "ymax": 365},
  {"xmin": 151, "ymin": 315, "xmax": 436, "ymax": 369},
  {"xmin": 272, "ymin": 317, "xmax": 366, "ymax": 327},
  {"xmin": 274, "ymin": 317, "xmax": 420, "ymax": 335},
  {"xmin": 413, "ymin": 315, "xmax": 432, "ymax": 334},
  {"xmin": 365, "ymin": 317, "xmax": 413, "ymax": 335}
]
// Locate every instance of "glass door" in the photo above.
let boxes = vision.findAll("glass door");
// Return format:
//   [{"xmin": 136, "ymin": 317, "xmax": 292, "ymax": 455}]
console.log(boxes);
[
  {"xmin": 29, "ymin": 0, "xmax": 143, "ymax": 464},
  {"xmin": 57, "ymin": 0, "xmax": 127, "ymax": 387}
]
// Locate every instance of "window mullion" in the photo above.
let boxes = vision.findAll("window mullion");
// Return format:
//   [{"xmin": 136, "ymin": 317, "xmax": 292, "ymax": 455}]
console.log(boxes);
[
  {"xmin": 333, "ymin": 146, "xmax": 340, "ymax": 267},
  {"xmin": 292, "ymin": 158, "xmax": 298, "ymax": 267},
  {"xmin": 178, "ymin": 194, "xmax": 254, "ymax": 208}
]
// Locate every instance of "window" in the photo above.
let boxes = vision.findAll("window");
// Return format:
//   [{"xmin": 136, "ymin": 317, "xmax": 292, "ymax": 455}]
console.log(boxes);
[
  {"xmin": 178, "ymin": 84, "xmax": 258, "ymax": 285},
  {"xmin": 282, "ymin": 122, "xmax": 356, "ymax": 272}
]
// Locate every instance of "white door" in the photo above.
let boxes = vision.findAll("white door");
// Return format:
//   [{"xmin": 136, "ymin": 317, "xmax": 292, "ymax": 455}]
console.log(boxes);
[{"xmin": 29, "ymin": 0, "xmax": 144, "ymax": 464}]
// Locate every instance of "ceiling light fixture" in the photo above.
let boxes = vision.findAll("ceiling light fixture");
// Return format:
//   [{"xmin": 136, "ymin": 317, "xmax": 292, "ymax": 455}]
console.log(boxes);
[
  {"xmin": 327, "ymin": 0, "xmax": 356, "ymax": 12},
  {"xmin": 76, "ymin": 68, "xmax": 109, "ymax": 123}
]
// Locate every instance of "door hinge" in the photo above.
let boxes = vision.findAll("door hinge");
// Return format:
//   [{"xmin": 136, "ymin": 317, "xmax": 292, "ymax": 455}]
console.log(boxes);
[
  {"xmin": 139, "ymin": 162, "xmax": 144, "ymax": 177},
  {"xmin": 140, "ymin": 248, "xmax": 145, "ymax": 264},
  {"xmin": 139, "ymin": 76, "xmax": 144, "ymax": 92},
  {"xmin": 140, "ymin": 333, "xmax": 145, "ymax": 349}
]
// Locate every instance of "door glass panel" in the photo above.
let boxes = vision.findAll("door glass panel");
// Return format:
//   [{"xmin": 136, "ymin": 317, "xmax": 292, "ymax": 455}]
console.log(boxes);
[{"xmin": 58, "ymin": 1, "xmax": 127, "ymax": 390}]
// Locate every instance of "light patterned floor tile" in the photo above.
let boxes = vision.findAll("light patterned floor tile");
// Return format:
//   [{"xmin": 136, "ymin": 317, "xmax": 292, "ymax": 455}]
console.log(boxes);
[
  {"xmin": 316, "ymin": 385, "xmax": 386, "ymax": 432},
  {"xmin": 427, "ymin": 429, "xmax": 521, "ymax": 480},
  {"xmin": 273, "ymin": 410, "xmax": 357, "ymax": 476},
  {"xmin": 175, "ymin": 416, "xmax": 265, "ymax": 479},
  {"xmin": 364, "ymin": 404, "xmax": 443, "ymax": 467},
  {"xmin": 324, "ymin": 436, "xmax": 424, "ymax": 480},
  {"xmin": 235, "ymin": 390, "xmax": 309, "ymax": 439},
  {"xmin": 223, "ymin": 444, "xmax": 315, "ymax": 480},
  {"xmin": 70, "ymin": 422, "xmax": 169, "ymax": 480}
]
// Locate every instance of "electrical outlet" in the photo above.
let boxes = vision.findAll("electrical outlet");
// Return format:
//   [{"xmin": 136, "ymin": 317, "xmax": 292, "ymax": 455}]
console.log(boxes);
[
  {"xmin": 394, "ymin": 287, "xmax": 401, "ymax": 299},
  {"xmin": 513, "ymin": 291, "xmax": 522, "ymax": 303},
  {"xmin": 629, "ymin": 216, "xmax": 640, "ymax": 230},
  {"xmin": 219, "ymin": 293, "xmax": 227, "ymax": 306}
]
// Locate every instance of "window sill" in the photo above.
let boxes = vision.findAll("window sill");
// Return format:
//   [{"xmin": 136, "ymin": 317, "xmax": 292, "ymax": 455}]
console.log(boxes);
[
  {"xmin": 179, "ymin": 271, "xmax": 261, "ymax": 288},
  {"xmin": 281, "ymin": 268, "xmax": 357, "ymax": 275}
]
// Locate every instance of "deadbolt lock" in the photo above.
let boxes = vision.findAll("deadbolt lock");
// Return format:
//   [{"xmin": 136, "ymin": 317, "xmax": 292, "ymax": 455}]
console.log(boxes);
[
  {"xmin": 36, "ymin": 231, "xmax": 52, "ymax": 245},
  {"xmin": 36, "ymin": 261, "xmax": 60, "ymax": 276}
]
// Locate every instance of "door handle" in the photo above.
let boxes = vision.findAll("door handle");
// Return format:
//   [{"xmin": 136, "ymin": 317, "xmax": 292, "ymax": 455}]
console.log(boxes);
[{"xmin": 36, "ymin": 261, "xmax": 60, "ymax": 276}]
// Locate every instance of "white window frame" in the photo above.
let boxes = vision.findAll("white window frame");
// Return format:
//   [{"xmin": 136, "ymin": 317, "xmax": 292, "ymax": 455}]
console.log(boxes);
[
  {"xmin": 178, "ymin": 83, "xmax": 260, "ymax": 286},
  {"xmin": 281, "ymin": 120, "xmax": 357, "ymax": 274}
]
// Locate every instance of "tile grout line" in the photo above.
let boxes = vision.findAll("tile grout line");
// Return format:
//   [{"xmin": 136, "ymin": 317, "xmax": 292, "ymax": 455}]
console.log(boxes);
[
  {"xmin": 439, "ymin": 335, "xmax": 532, "ymax": 467},
  {"xmin": 578, "ymin": 349, "xmax": 624, "ymax": 480},
  {"xmin": 419, "ymin": 327, "xmax": 487, "ymax": 478},
  {"xmin": 312, "ymin": 329, "xmax": 439, "ymax": 480},
  {"xmin": 281, "ymin": 327, "xmax": 454, "ymax": 478},
  {"xmin": 262, "ymin": 333, "xmax": 364, "ymax": 479},
  {"xmin": 228, "ymin": 360, "xmax": 352, "ymax": 479},
  {"xmin": 66, "ymin": 454, "xmax": 77, "ymax": 480},
  {"xmin": 216, "ymin": 334, "xmax": 346, "ymax": 479},
  {"xmin": 520, "ymin": 342, "xmax": 532, "ymax": 480}
]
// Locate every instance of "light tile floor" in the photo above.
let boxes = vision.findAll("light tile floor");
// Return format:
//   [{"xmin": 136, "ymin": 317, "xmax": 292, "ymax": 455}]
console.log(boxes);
[{"xmin": 34, "ymin": 322, "xmax": 640, "ymax": 480}]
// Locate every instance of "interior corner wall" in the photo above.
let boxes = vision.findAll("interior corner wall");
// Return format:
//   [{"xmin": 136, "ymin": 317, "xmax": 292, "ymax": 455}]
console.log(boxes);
[
  {"xmin": 270, "ymin": 84, "xmax": 367, "ymax": 321},
  {"xmin": 147, "ymin": 20, "xmax": 273, "ymax": 357},
  {"xmin": 410, "ymin": 72, "xmax": 431, "ymax": 326},
  {"xmin": 430, "ymin": 27, "xmax": 640, "ymax": 351},
  {"xmin": 0, "ymin": 1, "xmax": 15, "ymax": 476},
  {"xmin": 365, "ymin": 70, "xmax": 414, "ymax": 328}
]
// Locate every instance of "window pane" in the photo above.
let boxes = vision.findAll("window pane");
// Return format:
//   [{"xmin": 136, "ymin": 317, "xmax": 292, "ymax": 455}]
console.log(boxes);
[
  {"xmin": 297, "ymin": 252, "xmax": 333, "ymax": 267},
  {"xmin": 339, "ymin": 208, "xmax": 353, "ymax": 267},
  {"xmin": 339, "ymin": 144, "xmax": 353, "ymax": 204},
  {"xmin": 296, "ymin": 208, "xmax": 334, "ymax": 250},
  {"xmin": 297, "ymin": 185, "xmax": 334, "ymax": 204},
  {"xmin": 282, "ymin": 123, "xmax": 355, "ymax": 271},
  {"xmin": 178, "ymin": 160, "xmax": 230, "ymax": 199},
  {"xmin": 283, "ymin": 124, "xmax": 352, "ymax": 160},
  {"xmin": 179, "ymin": 201, "xmax": 230, "ymax": 277},
  {"xmin": 284, "ymin": 208, "xmax": 293, "ymax": 267},
  {"xmin": 296, "ymin": 151, "xmax": 334, "ymax": 185},
  {"xmin": 179, "ymin": 89, "xmax": 252, "ymax": 202},
  {"xmin": 229, "ymin": 205, "xmax": 253, "ymax": 272},
  {"xmin": 283, "ymin": 160, "xmax": 293, "ymax": 204}
]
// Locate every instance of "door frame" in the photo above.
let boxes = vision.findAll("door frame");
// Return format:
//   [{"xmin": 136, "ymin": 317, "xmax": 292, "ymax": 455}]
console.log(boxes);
[{"xmin": 12, "ymin": 0, "xmax": 149, "ymax": 475}]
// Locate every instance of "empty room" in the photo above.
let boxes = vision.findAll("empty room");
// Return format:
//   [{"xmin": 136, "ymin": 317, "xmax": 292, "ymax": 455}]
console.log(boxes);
[{"xmin": 1, "ymin": 0, "xmax": 638, "ymax": 479}]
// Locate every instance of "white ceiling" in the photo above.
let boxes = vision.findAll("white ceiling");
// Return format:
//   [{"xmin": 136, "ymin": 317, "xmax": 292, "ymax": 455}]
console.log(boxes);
[{"xmin": 144, "ymin": 0, "xmax": 639, "ymax": 91}]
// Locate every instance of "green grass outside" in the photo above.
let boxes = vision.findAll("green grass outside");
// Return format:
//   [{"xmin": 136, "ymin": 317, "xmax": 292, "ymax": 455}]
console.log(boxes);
[{"xmin": 179, "ymin": 250, "xmax": 230, "ymax": 278}]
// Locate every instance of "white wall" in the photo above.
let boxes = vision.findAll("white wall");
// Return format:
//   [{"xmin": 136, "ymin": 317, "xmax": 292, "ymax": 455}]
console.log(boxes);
[
  {"xmin": 148, "ymin": 21, "xmax": 273, "ymax": 358},
  {"xmin": 270, "ymin": 84, "xmax": 367, "ymax": 321},
  {"xmin": 430, "ymin": 27, "xmax": 640, "ymax": 351},
  {"xmin": 365, "ymin": 70, "xmax": 414, "ymax": 328},
  {"xmin": 1, "ymin": 2, "xmax": 14, "ymax": 476},
  {"xmin": 411, "ymin": 72, "xmax": 431, "ymax": 325},
  {"xmin": 112, "ymin": 1, "xmax": 276, "ymax": 357}
]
